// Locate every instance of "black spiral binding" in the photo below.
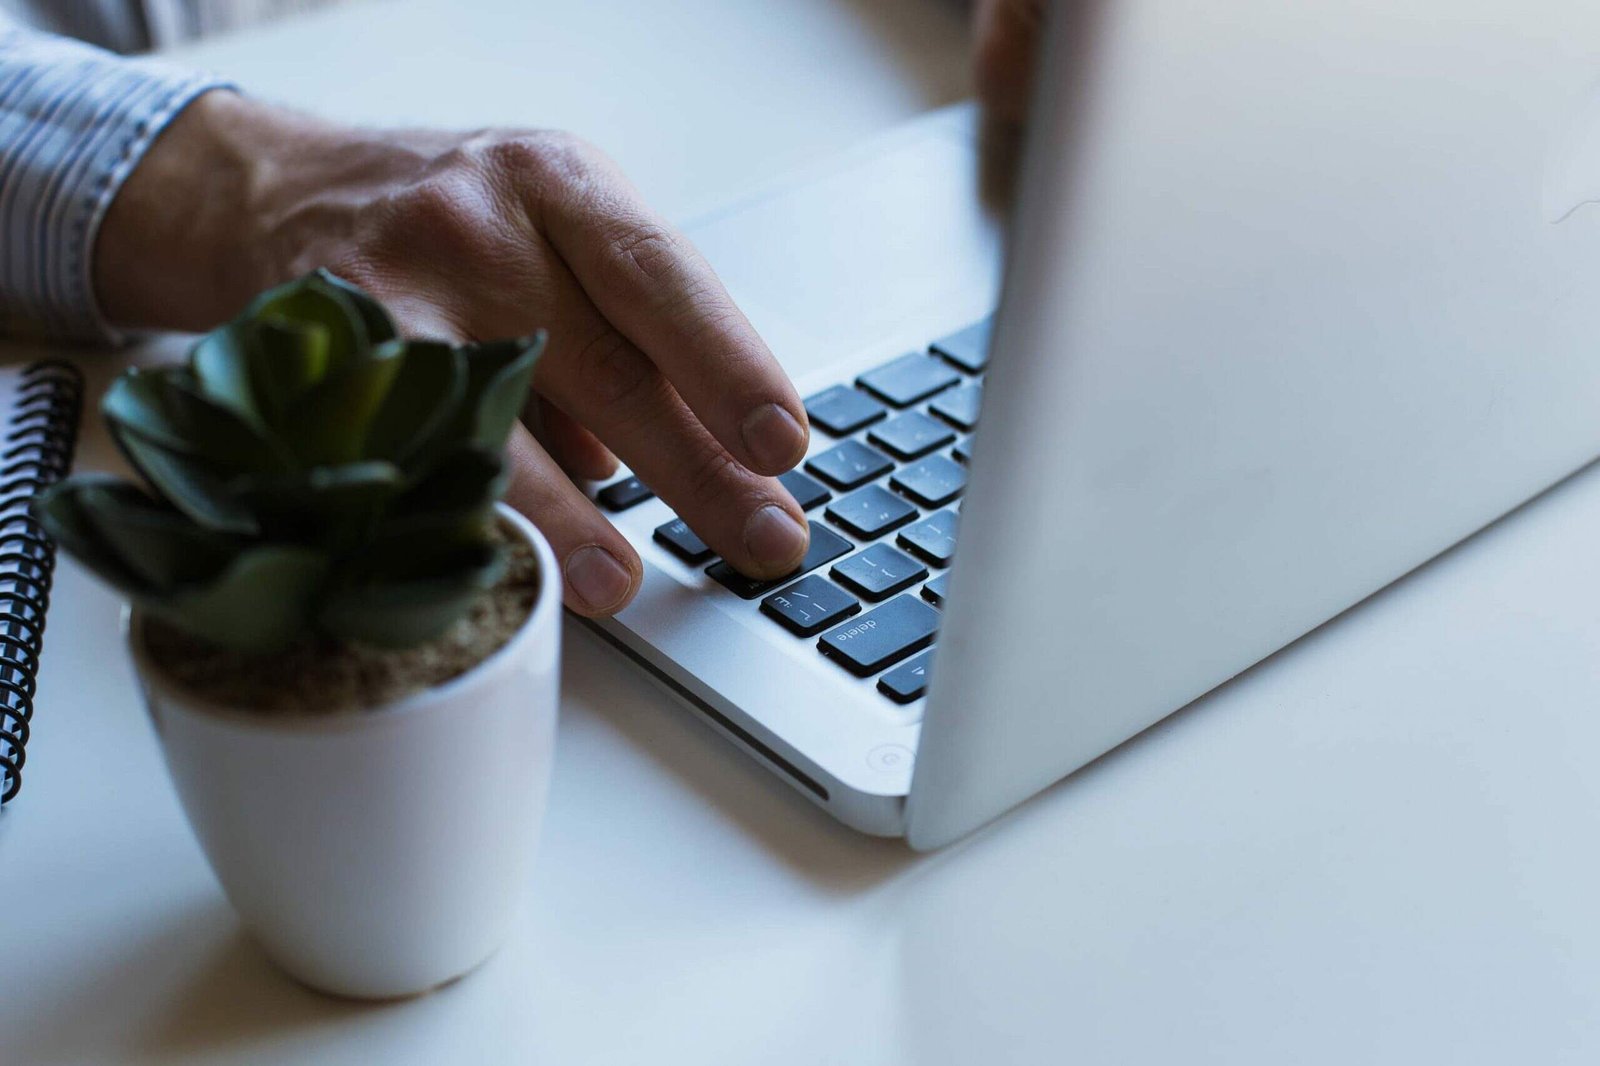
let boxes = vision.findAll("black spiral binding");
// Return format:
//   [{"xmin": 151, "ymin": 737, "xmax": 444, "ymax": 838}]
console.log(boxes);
[{"xmin": 0, "ymin": 360, "xmax": 83, "ymax": 805}]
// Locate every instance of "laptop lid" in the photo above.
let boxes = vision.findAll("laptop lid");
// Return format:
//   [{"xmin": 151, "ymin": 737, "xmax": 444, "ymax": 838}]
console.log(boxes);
[{"xmin": 908, "ymin": 0, "xmax": 1600, "ymax": 849}]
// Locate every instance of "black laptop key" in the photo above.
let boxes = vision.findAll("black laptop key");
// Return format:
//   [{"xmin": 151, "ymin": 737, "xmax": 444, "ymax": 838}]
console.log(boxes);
[
  {"xmin": 856, "ymin": 353, "xmax": 961, "ymax": 407},
  {"xmin": 760, "ymin": 574, "xmax": 860, "ymax": 637},
  {"xmin": 818, "ymin": 594, "xmax": 940, "ymax": 677},
  {"xmin": 868, "ymin": 410, "xmax": 956, "ymax": 460},
  {"xmin": 878, "ymin": 650, "xmax": 934, "ymax": 703},
  {"xmin": 953, "ymin": 437, "xmax": 973, "ymax": 464},
  {"xmin": 825, "ymin": 484, "xmax": 918, "ymax": 540},
  {"xmin": 929, "ymin": 383, "xmax": 983, "ymax": 431},
  {"xmin": 921, "ymin": 571, "xmax": 951, "ymax": 607},
  {"xmin": 830, "ymin": 543, "xmax": 928, "ymax": 601},
  {"xmin": 806, "ymin": 439, "xmax": 894, "ymax": 491},
  {"xmin": 930, "ymin": 318, "xmax": 993, "ymax": 373},
  {"xmin": 897, "ymin": 509, "xmax": 958, "ymax": 567},
  {"xmin": 804, "ymin": 384, "xmax": 887, "ymax": 436},
  {"xmin": 891, "ymin": 454, "xmax": 967, "ymax": 509},
  {"xmin": 653, "ymin": 517, "xmax": 712, "ymax": 563},
  {"xmin": 597, "ymin": 475, "xmax": 653, "ymax": 512},
  {"xmin": 778, "ymin": 468, "xmax": 831, "ymax": 511},
  {"xmin": 706, "ymin": 522, "xmax": 852, "ymax": 599}
]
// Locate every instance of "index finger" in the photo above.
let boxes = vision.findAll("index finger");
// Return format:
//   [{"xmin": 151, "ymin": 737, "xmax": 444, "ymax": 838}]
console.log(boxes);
[{"xmin": 532, "ymin": 147, "xmax": 810, "ymax": 477}]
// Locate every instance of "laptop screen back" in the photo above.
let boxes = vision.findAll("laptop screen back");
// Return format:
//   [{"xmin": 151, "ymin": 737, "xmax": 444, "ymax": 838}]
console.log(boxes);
[{"xmin": 910, "ymin": 0, "xmax": 1600, "ymax": 848}]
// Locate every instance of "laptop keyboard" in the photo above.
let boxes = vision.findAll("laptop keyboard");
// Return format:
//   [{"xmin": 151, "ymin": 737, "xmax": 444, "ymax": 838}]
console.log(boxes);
[{"xmin": 599, "ymin": 316, "xmax": 991, "ymax": 705}]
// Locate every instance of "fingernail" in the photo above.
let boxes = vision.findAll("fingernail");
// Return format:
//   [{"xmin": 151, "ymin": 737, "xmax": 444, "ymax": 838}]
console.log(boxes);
[
  {"xmin": 564, "ymin": 545, "xmax": 633, "ymax": 612},
  {"xmin": 744, "ymin": 504, "xmax": 808, "ymax": 569},
  {"xmin": 740, "ymin": 404, "xmax": 807, "ymax": 471}
]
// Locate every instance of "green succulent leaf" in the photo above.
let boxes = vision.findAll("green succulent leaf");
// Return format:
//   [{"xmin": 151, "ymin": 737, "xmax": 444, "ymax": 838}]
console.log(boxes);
[
  {"xmin": 111, "ymin": 432, "xmax": 259, "ymax": 535},
  {"xmin": 363, "ymin": 340, "xmax": 465, "ymax": 463},
  {"xmin": 32, "ymin": 478, "xmax": 166, "ymax": 596},
  {"xmin": 100, "ymin": 370, "xmax": 192, "ymax": 454},
  {"xmin": 104, "ymin": 369, "xmax": 290, "ymax": 474},
  {"xmin": 310, "ymin": 269, "xmax": 399, "ymax": 346},
  {"xmin": 46, "ymin": 271, "xmax": 542, "ymax": 654},
  {"xmin": 457, "ymin": 333, "xmax": 544, "ymax": 452},
  {"xmin": 194, "ymin": 318, "xmax": 341, "ymax": 431},
  {"xmin": 245, "ymin": 319, "xmax": 335, "ymax": 425},
  {"xmin": 233, "ymin": 461, "xmax": 404, "ymax": 543},
  {"xmin": 288, "ymin": 341, "xmax": 405, "ymax": 465},
  {"xmin": 243, "ymin": 271, "xmax": 371, "ymax": 376},
  {"xmin": 369, "ymin": 447, "xmax": 505, "ymax": 565},
  {"xmin": 146, "ymin": 546, "xmax": 332, "ymax": 654},
  {"xmin": 189, "ymin": 322, "xmax": 259, "ymax": 424},
  {"xmin": 318, "ymin": 543, "xmax": 506, "ymax": 648},
  {"xmin": 70, "ymin": 480, "xmax": 242, "ymax": 590},
  {"xmin": 391, "ymin": 444, "xmax": 504, "ymax": 517},
  {"xmin": 34, "ymin": 477, "xmax": 248, "ymax": 606}
]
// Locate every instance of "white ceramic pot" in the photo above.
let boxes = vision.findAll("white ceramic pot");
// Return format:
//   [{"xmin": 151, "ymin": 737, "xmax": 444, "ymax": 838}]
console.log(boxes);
[{"xmin": 127, "ymin": 504, "xmax": 561, "ymax": 1000}]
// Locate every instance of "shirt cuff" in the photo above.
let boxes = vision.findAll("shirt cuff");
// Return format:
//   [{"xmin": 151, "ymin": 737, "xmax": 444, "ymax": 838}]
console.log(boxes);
[{"xmin": 0, "ymin": 30, "xmax": 236, "ymax": 343}]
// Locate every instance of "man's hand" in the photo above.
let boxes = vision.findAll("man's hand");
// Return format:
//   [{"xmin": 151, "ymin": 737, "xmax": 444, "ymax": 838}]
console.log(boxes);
[
  {"xmin": 973, "ymin": 0, "xmax": 1049, "ymax": 126},
  {"xmin": 94, "ymin": 91, "xmax": 812, "ymax": 617}
]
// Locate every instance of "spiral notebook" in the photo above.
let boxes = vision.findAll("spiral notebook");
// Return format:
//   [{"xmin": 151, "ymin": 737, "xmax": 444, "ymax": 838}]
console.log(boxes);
[{"xmin": 0, "ymin": 361, "xmax": 84, "ymax": 805}]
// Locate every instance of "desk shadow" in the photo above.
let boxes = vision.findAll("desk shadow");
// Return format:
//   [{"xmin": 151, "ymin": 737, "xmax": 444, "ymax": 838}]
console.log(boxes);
[
  {"xmin": 563, "ymin": 622, "xmax": 917, "ymax": 895},
  {"xmin": 10, "ymin": 898, "xmax": 384, "ymax": 1066},
  {"xmin": 132, "ymin": 924, "xmax": 372, "ymax": 1062}
]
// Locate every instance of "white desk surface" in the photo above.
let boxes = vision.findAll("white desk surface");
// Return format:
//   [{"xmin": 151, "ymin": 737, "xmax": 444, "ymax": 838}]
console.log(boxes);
[{"xmin": 4, "ymin": 2, "xmax": 1599, "ymax": 1062}]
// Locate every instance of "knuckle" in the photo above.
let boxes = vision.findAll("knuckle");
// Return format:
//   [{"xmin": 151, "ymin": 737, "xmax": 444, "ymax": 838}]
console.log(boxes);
[
  {"xmin": 679, "ymin": 296, "xmax": 749, "ymax": 357},
  {"xmin": 473, "ymin": 134, "xmax": 543, "ymax": 177},
  {"xmin": 485, "ymin": 130, "xmax": 595, "ymax": 183},
  {"xmin": 603, "ymin": 220, "xmax": 682, "ymax": 290},
  {"xmin": 532, "ymin": 129, "xmax": 595, "ymax": 165},
  {"xmin": 681, "ymin": 441, "xmax": 742, "ymax": 505},
  {"xmin": 570, "ymin": 327, "xmax": 660, "ymax": 408},
  {"xmin": 380, "ymin": 177, "xmax": 484, "ymax": 253},
  {"xmin": 363, "ymin": 163, "xmax": 538, "ymax": 292},
  {"xmin": 470, "ymin": 130, "xmax": 611, "ymax": 225}
]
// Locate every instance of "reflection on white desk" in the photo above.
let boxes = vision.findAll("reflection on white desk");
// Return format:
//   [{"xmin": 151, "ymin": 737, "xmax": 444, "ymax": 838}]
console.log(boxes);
[{"xmin": 2, "ymin": 1, "xmax": 1598, "ymax": 1063}]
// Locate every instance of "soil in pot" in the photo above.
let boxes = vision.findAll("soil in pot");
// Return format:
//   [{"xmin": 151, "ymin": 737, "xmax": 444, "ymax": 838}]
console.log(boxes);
[{"xmin": 143, "ymin": 523, "xmax": 541, "ymax": 714}]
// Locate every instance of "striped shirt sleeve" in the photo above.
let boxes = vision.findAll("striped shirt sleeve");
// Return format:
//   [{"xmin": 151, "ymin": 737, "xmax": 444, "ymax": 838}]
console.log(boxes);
[{"xmin": 0, "ymin": 19, "xmax": 235, "ymax": 343}]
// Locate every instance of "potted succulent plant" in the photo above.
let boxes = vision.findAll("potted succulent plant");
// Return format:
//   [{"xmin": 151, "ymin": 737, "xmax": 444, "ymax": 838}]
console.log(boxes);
[{"xmin": 34, "ymin": 270, "xmax": 560, "ymax": 1000}]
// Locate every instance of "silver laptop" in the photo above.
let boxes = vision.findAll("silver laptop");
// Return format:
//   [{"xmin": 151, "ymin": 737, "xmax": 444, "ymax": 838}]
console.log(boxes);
[{"xmin": 585, "ymin": 0, "xmax": 1600, "ymax": 849}]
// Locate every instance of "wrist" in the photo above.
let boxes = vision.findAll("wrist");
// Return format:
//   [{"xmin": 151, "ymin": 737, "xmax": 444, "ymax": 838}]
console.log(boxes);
[{"xmin": 93, "ymin": 91, "xmax": 346, "ymax": 331}]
